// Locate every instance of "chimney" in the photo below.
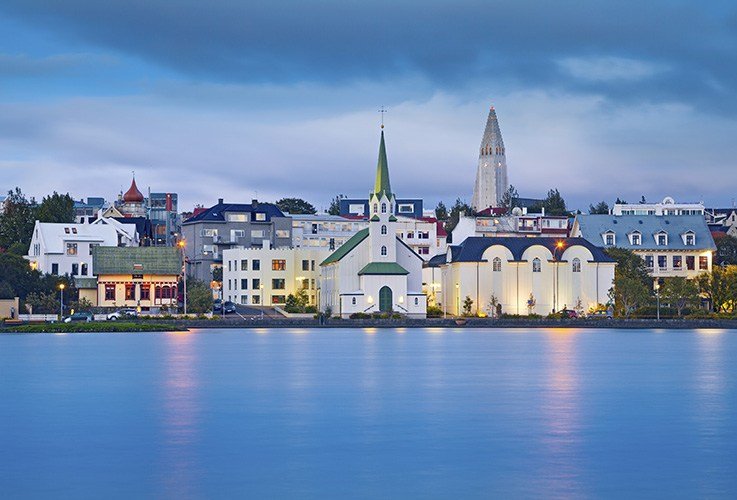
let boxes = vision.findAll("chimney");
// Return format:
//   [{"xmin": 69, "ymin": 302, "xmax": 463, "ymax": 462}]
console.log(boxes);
[
  {"xmin": 218, "ymin": 198, "xmax": 224, "ymax": 205},
  {"xmin": 252, "ymin": 199, "xmax": 258, "ymax": 208}
]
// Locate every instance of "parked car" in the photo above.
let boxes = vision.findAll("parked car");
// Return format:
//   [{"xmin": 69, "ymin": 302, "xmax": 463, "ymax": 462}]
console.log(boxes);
[
  {"xmin": 64, "ymin": 312, "xmax": 94, "ymax": 323},
  {"xmin": 107, "ymin": 308, "xmax": 138, "ymax": 321},
  {"xmin": 557, "ymin": 309, "xmax": 578, "ymax": 319},
  {"xmin": 213, "ymin": 299, "xmax": 223, "ymax": 311},
  {"xmin": 223, "ymin": 301, "xmax": 236, "ymax": 314}
]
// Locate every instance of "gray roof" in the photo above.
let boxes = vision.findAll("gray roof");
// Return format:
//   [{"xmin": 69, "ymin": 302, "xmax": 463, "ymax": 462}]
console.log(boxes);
[{"xmin": 575, "ymin": 215, "xmax": 716, "ymax": 251}]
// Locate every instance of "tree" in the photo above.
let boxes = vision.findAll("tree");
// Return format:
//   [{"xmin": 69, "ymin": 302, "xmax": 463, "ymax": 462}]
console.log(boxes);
[
  {"xmin": 25, "ymin": 291, "xmax": 60, "ymax": 314},
  {"xmin": 0, "ymin": 187, "xmax": 36, "ymax": 250},
  {"xmin": 327, "ymin": 194, "xmax": 346, "ymax": 215},
  {"xmin": 542, "ymin": 188, "xmax": 567, "ymax": 215},
  {"xmin": 615, "ymin": 198, "xmax": 627, "ymax": 204},
  {"xmin": 485, "ymin": 293, "xmax": 499, "ymax": 318},
  {"xmin": 186, "ymin": 279, "xmax": 214, "ymax": 313},
  {"xmin": 211, "ymin": 266, "xmax": 223, "ymax": 283},
  {"xmin": 445, "ymin": 198, "xmax": 474, "ymax": 238},
  {"xmin": 499, "ymin": 185, "xmax": 520, "ymax": 214},
  {"xmin": 714, "ymin": 233, "xmax": 737, "ymax": 265},
  {"xmin": 606, "ymin": 247, "xmax": 651, "ymax": 318},
  {"xmin": 434, "ymin": 201, "xmax": 448, "ymax": 221},
  {"xmin": 527, "ymin": 293, "xmax": 536, "ymax": 315},
  {"xmin": 0, "ymin": 281, "xmax": 15, "ymax": 299},
  {"xmin": 275, "ymin": 198, "xmax": 317, "ymax": 215},
  {"xmin": 36, "ymin": 192, "xmax": 75, "ymax": 223},
  {"xmin": 462, "ymin": 296, "xmax": 474, "ymax": 316},
  {"xmin": 589, "ymin": 201, "xmax": 610, "ymax": 215},
  {"xmin": 697, "ymin": 266, "xmax": 737, "ymax": 313},
  {"xmin": 660, "ymin": 277, "xmax": 699, "ymax": 317}
]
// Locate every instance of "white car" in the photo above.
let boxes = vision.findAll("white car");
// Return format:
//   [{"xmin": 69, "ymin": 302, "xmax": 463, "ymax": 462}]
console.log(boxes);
[{"xmin": 106, "ymin": 309, "xmax": 138, "ymax": 321}]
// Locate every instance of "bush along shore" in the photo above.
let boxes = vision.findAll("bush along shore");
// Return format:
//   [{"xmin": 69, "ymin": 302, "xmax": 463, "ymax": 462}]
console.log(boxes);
[{"xmin": 1, "ymin": 322, "xmax": 185, "ymax": 334}]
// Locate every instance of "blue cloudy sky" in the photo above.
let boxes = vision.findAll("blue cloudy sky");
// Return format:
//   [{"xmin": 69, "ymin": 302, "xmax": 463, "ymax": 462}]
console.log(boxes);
[{"xmin": 1, "ymin": 0, "xmax": 736, "ymax": 212}]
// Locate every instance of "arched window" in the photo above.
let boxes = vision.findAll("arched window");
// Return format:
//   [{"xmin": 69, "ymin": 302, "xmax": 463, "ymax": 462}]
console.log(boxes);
[
  {"xmin": 492, "ymin": 257, "xmax": 502, "ymax": 272},
  {"xmin": 572, "ymin": 258, "xmax": 581, "ymax": 273},
  {"xmin": 381, "ymin": 245, "xmax": 387, "ymax": 256},
  {"xmin": 381, "ymin": 224, "xmax": 387, "ymax": 235},
  {"xmin": 373, "ymin": 203, "xmax": 378, "ymax": 214},
  {"xmin": 414, "ymin": 297, "xmax": 419, "ymax": 305},
  {"xmin": 351, "ymin": 297, "xmax": 356, "ymax": 305},
  {"xmin": 532, "ymin": 257, "xmax": 541, "ymax": 273},
  {"xmin": 381, "ymin": 203, "xmax": 387, "ymax": 213}
]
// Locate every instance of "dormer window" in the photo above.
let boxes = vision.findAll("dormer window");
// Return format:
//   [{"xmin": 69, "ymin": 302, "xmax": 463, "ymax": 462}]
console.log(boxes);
[
  {"xmin": 603, "ymin": 231, "xmax": 615, "ymax": 246},
  {"xmin": 683, "ymin": 232, "xmax": 695, "ymax": 246},
  {"xmin": 492, "ymin": 257, "xmax": 501, "ymax": 272},
  {"xmin": 532, "ymin": 258, "xmax": 541, "ymax": 272},
  {"xmin": 630, "ymin": 232, "xmax": 641, "ymax": 246},
  {"xmin": 656, "ymin": 231, "xmax": 668, "ymax": 246}
]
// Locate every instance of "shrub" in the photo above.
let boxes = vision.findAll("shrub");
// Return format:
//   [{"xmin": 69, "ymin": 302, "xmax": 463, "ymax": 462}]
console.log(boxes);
[
  {"xmin": 349, "ymin": 312, "xmax": 371, "ymax": 319},
  {"xmin": 305, "ymin": 305, "xmax": 317, "ymax": 314},
  {"xmin": 391, "ymin": 313, "xmax": 402, "ymax": 319},
  {"xmin": 426, "ymin": 305, "xmax": 443, "ymax": 318}
]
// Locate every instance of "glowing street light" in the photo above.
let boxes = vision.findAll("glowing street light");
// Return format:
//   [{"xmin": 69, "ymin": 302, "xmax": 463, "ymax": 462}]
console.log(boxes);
[
  {"xmin": 59, "ymin": 283, "xmax": 65, "ymax": 320},
  {"xmin": 177, "ymin": 239, "xmax": 187, "ymax": 315}
]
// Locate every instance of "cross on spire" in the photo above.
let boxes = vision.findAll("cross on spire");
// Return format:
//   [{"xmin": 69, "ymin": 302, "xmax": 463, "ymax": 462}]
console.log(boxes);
[{"xmin": 378, "ymin": 106, "xmax": 387, "ymax": 129}]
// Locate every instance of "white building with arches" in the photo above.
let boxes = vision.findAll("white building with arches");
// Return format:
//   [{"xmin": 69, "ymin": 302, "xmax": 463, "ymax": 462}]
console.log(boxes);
[
  {"xmin": 319, "ymin": 129, "xmax": 426, "ymax": 318},
  {"xmin": 434, "ymin": 237, "xmax": 615, "ymax": 316}
]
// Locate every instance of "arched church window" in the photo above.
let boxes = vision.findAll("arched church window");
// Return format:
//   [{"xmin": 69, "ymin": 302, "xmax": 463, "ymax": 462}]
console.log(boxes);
[
  {"xmin": 373, "ymin": 203, "xmax": 378, "ymax": 213},
  {"xmin": 381, "ymin": 246, "xmax": 387, "ymax": 256},
  {"xmin": 381, "ymin": 225, "xmax": 387, "ymax": 235},
  {"xmin": 381, "ymin": 203, "xmax": 386, "ymax": 213},
  {"xmin": 572, "ymin": 258, "xmax": 581, "ymax": 273},
  {"xmin": 532, "ymin": 258, "xmax": 541, "ymax": 273},
  {"xmin": 492, "ymin": 257, "xmax": 502, "ymax": 272}
]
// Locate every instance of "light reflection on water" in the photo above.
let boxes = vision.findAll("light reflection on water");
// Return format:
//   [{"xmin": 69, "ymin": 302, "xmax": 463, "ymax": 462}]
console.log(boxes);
[{"xmin": 1, "ymin": 328, "xmax": 736, "ymax": 498}]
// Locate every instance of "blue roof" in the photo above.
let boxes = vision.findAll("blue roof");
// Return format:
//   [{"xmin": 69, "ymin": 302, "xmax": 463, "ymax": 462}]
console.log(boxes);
[
  {"xmin": 448, "ymin": 237, "xmax": 615, "ymax": 263},
  {"xmin": 425, "ymin": 253, "xmax": 447, "ymax": 268},
  {"xmin": 183, "ymin": 201, "xmax": 285, "ymax": 223},
  {"xmin": 575, "ymin": 215, "xmax": 716, "ymax": 251}
]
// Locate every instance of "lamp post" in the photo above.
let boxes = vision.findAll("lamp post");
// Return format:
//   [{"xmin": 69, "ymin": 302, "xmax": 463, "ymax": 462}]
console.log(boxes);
[
  {"xmin": 455, "ymin": 282, "xmax": 460, "ymax": 317},
  {"xmin": 554, "ymin": 240, "xmax": 564, "ymax": 313},
  {"xmin": 177, "ymin": 239, "xmax": 187, "ymax": 315},
  {"xmin": 655, "ymin": 281, "xmax": 661, "ymax": 321},
  {"xmin": 59, "ymin": 283, "xmax": 65, "ymax": 320},
  {"xmin": 260, "ymin": 283, "xmax": 264, "ymax": 320}
]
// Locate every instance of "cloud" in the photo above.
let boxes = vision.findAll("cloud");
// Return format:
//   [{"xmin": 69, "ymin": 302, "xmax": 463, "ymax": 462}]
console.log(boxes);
[
  {"xmin": 0, "ymin": 52, "xmax": 112, "ymax": 77},
  {"xmin": 557, "ymin": 56, "xmax": 669, "ymax": 82}
]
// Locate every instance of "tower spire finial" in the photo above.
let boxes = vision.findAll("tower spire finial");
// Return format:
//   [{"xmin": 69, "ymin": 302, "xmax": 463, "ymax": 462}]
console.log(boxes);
[{"xmin": 378, "ymin": 106, "xmax": 387, "ymax": 129}]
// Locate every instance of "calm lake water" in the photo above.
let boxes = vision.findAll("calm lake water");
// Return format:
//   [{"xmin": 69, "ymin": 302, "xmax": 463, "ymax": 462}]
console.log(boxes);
[{"xmin": 1, "ymin": 328, "xmax": 736, "ymax": 498}]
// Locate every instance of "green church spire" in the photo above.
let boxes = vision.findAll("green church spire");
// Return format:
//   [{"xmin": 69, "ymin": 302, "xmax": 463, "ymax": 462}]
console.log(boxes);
[{"xmin": 372, "ymin": 130, "xmax": 392, "ymax": 199}]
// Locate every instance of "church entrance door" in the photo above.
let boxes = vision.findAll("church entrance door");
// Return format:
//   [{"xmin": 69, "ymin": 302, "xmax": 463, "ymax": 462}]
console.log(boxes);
[{"xmin": 379, "ymin": 286, "xmax": 393, "ymax": 312}]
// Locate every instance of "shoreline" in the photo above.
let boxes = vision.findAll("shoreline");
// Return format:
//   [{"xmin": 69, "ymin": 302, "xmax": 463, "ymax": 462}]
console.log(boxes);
[{"xmin": 3, "ymin": 317, "xmax": 737, "ymax": 333}]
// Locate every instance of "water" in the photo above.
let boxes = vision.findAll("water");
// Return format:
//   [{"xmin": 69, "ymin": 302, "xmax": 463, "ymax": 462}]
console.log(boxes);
[{"xmin": 1, "ymin": 328, "xmax": 736, "ymax": 498}]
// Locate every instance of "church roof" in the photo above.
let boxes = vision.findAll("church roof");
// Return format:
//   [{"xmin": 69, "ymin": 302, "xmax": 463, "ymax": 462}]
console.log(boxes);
[
  {"xmin": 372, "ymin": 130, "xmax": 392, "ymax": 199},
  {"xmin": 358, "ymin": 262, "xmax": 409, "ymax": 275},
  {"xmin": 320, "ymin": 228, "xmax": 369, "ymax": 266},
  {"xmin": 447, "ymin": 236, "xmax": 615, "ymax": 263},
  {"xmin": 123, "ymin": 177, "xmax": 144, "ymax": 203}
]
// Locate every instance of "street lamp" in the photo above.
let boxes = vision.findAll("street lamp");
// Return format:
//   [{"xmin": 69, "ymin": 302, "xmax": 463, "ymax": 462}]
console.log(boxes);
[
  {"xmin": 59, "ymin": 283, "xmax": 65, "ymax": 320},
  {"xmin": 654, "ymin": 281, "xmax": 661, "ymax": 321},
  {"xmin": 455, "ymin": 282, "xmax": 460, "ymax": 316},
  {"xmin": 177, "ymin": 239, "xmax": 187, "ymax": 315},
  {"xmin": 260, "ymin": 283, "xmax": 264, "ymax": 320},
  {"xmin": 553, "ymin": 240, "xmax": 564, "ymax": 313}
]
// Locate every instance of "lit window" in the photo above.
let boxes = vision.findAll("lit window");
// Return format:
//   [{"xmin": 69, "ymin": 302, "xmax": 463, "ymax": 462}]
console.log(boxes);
[
  {"xmin": 492, "ymin": 257, "xmax": 502, "ymax": 272},
  {"xmin": 532, "ymin": 258, "xmax": 541, "ymax": 272},
  {"xmin": 699, "ymin": 256, "xmax": 708, "ymax": 270},
  {"xmin": 572, "ymin": 258, "xmax": 581, "ymax": 273},
  {"xmin": 272, "ymin": 259, "xmax": 286, "ymax": 271},
  {"xmin": 66, "ymin": 243, "xmax": 78, "ymax": 256},
  {"xmin": 254, "ymin": 213, "xmax": 266, "ymax": 221},
  {"xmin": 673, "ymin": 256, "xmax": 682, "ymax": 269}
]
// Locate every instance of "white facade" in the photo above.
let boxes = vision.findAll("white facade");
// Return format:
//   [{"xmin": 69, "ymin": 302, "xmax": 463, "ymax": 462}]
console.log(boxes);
[
  {"xmin": 440, "ymin": 238, "xmax": 615, "ymax": 316},
  {"xmin": 91, "ymin": 217, "xmax": 139, "ymax": 247},
  {"xmin": 612, "ymin": 196, "xmax": 704, "ymax": 216},
  {"xmin": 471, "ymin": 106, "xmax": 508, "ymax": 211},
  {"xmin": 25, "ymin": 221, "xmax": 118, "ymax": 277},
  {"xmin": 290, "ymin": 214, "xmax": 365, "ymax": 250},
  {"xmin": 222, "ymin": 247, "xmax": 330, "ymax": 306},
  {"xmin": 452, "ymin": 212, "xmax": 569, "ymax": 243}
]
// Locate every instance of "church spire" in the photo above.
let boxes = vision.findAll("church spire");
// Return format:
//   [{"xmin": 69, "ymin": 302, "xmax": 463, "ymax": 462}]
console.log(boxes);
[
  {"xmin": 472, "ymin": 105, "xmax": 508, "ymax": 211},
  {"xmin": 372, "ymin": 130, "xmax": 392, "ymax": 199}
]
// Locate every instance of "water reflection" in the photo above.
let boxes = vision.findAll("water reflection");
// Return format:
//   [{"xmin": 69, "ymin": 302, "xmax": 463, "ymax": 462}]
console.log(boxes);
[
  {"xmin": 160, "ymin": 331, "xmax": 200, "ymax": 498},
  {"xmin": 539, "ymin": 329, "xmax": 583, "ymax": 498}
]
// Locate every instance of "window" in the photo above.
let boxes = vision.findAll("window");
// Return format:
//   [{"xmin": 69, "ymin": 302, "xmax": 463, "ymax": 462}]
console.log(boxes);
[
  {"xmin": 407, "ymin": 231, "xmax": 415, "ymax": 239},
  {"xmin": 311, "ymin": 260, "xmax": 315, "ymax": 271},
  {"xmin": 252, "ymin": 259, "xmax": 260, "ymax": 271},
  {"xmin": 231, "ymin": 229, "xmax": 245, "ymax": 239},
  {"xmin": 271, "ymin": 295, "xmax": 286, "ymax": 304},
  {"xmin": 228, "ymin": 261, "xmax": 232, "ymax": 272},
  {"xmin": 381, "ymin": 225, "xmax": 387, "ymax": 235},
  {"xmin": 673, "ymin": 256, "xmax": 682, "ymax": 269},
  {"xmin": 657, "ymin": 233, "xmax": 667, "ymax": 246},
  {"xmin": 418, "ymin": 247, "xmax": 429, "ymax": 255},
  {"xmin": 125, "ymin": 283, "xmax": 135, "ymax": 301},
  {"xmin": 686, "ymin": 256, "xmax": 695, "ymax": 270},
  {"xmin": 352, "ymin": 297, "xmax": 356, "ymax": 305},
  {"xmin": 252, "ymin": 278, "xmax": 261, "ymax": 289},
  {"xmin": 398, "ymin": 203, "xmax": 413, "ymax": 213},
  {"xmin": 201, "ymin": 228, "xmax": 218, "ymax": 237},
  {"xmin": 302, "ymin": 260, "xmax": 309, "ymax": 271},
  {"xmin": 532, "ymin": 258, "xmax": 541, "ymax": 272},
  {"xmin": 492, "ymin": 257, "xmax": 502, "ymax": 272},
  {"xmin": 276, "ymin": 230, "xmax": 290, "ymax": 238},
  {"xmin": 685, "ymin": 233, "xmax": 695, "ymax": 246},
  {"xmin": 252, "ymin": 295, "xmax": 260, "ymax": 305},
  {"xmin": 604, "ymin": 233, "xmax": 615, "ymax": 246},
  {"xmin": 699, "ymin": 256, "xmax": 708, "ymax": 270},
  {"xmin": 71, "ymin": 263, "xmax": 79, "ymax": 276},
  {"xmin": 81, "ymin": 263, "xmax": 88, "ymax": 276},
  {"xmin": 381, "ymin": 203, "xmax": 387, "ymax": 213},
  {"xmin": 272, "ymin": 259, "xmax": 286, "ymax": 271},
  {"xmin": 241, "ymin": 295, "xmax": 248, "ymax": 304},
  {"xmin": 71, "ymin": 228, "xmax": 77, "ymax": 234},
  {"xmin": 51, "ymin": 263, "xmax": 59, "ymax": 275},
  {"xmin": 373, "ymin": 203, "xmax": 378, "ymax": 213},
  {"xmin": 302, "ymin": 278, "xmax": 309, "ymax": 290},
  {"xmin": 64, "ymin": 227, "xmax": 70, "ymax": 234},
  {"xmin": 418, "ymin": 231, "xmax": 429, "ymax": 239},
  {"xmin": 272, "ymin": 279, "xmax": 286, "ymax": 290},
  {"xmin": 251, "ymin": 230, "xmax": 264, "ymax": 238},
  {"xmin": 381, "ymin": 245, "xmax": 387, "ymax": 256},
  {"xmin": 202, "ymin": 244, "xmax": 215, "ymax": 254},
  {"xmin": 658, "ymin": 255, "xmax": 667, "ymax": 269},
  {"xmin": 89, "ymin": 243, "xmax": 98, "ymax": 255},
  {"xmin": 227, "ymin": 213, "xmax": 248, "ymax": 222},
  {"xmin": 645, "ymin": 255, "xmax": 654, "ymax": 268},
  {"xmin": 414, "ymin": 297, "xmax": 419, "ymax": 305},
  {"xmin": 255, "ymin": 213, "xmax": 266, "ymax": 221},
  {"xmin": 241, "ymin": 259, "xmax": 248, "ymax": 271},
  {"xmin": 329, "ymin": 238, "xmax": 335, "ymax": 250},
  {"xmin": 66, "ymin": 243, "xmax": 78, "ymax": 255},
  {"xmin": 241, "ymin": 279, "xmax": 248, "ymax": 289},
  {"xmin": 631, "ymin": 233, "xmax": 641, "ymax": 246},
  {"xmin": 105, "ymin": 284, "xmax": 116, "ymax": 301},
  {"xmin": 140, "ymin": 285, "xmax": 150, "ymax": 301},
  {"xmin": 572, "ymin": 258, "xmax": 581, "ymax": 273}
]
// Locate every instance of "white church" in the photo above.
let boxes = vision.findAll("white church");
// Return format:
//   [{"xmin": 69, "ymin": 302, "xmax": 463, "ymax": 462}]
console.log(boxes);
[{"xmin": 319, "ymin": 129, "xmax": 427, "ymax": 318}]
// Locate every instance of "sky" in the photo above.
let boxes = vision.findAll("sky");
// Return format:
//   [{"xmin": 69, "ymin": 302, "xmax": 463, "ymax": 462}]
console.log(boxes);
[{"xmin": 1, "ymin": 0, "xmax": 736, "ymax": 213}]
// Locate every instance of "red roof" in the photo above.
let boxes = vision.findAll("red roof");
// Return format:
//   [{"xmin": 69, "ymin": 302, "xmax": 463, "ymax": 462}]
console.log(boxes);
[{"xmin": 123, "ymin": 178, "xmax": 144, "ymax": 203}]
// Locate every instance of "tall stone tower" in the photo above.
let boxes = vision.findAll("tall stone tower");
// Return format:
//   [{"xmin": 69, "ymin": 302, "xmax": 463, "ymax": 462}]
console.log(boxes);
[{"xmin": 471, "ymin": 106, "xmax": 508, "ymax": 211}]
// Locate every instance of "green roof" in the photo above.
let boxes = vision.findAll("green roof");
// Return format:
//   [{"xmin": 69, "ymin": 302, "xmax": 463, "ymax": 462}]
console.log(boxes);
[
  {"xmin": 320, "ymin": 228, "xmax": 369, "ymax": 266},
  {"xmin": 93, "ymin": 246, "xmax": 181, "ymax": 275},
  {"xmin": 388, "ymin": 215, "xmax": 397, "ymax": 222},
  {"xmin": 372, "ymin": 130, "xmax": 392, "ymax": 199},
  {"xmin": 74, "ymin": 277, "xmax": 98, "ymax": 289},
  {"xmin": 358, "ymin": 262, "xmax": 409, "ymax": 275}
]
